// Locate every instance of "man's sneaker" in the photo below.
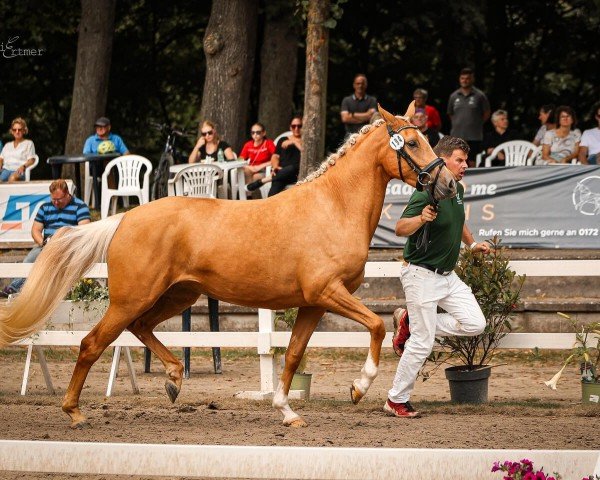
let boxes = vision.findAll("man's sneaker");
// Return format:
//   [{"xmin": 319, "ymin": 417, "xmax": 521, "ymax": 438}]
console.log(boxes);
[
  {"xmin": 383, "ymin": 399, "xmax": 420, "ymax": 418},
  {"xmin": 392, "ymin": 307, "xmax": 410, "ymax": 357},
  {"xmin": 0, "ymin": 286, "xmax": 16, "ymax": 298},
  {"xmin": 245, "ymin": 179, "xmax": 263, "ymax": 192}
]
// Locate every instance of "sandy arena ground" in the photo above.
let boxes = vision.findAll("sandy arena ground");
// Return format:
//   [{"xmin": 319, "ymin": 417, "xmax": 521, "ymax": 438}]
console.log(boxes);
[{"xmin": 0, "ymin": 347, "xmax": 598, "ymax": 479}]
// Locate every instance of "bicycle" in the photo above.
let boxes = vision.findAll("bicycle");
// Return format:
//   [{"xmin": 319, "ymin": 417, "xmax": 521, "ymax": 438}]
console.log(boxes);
[{"xmin": 150, "ymin": 122, "xmax": 191, "ymax": 201}]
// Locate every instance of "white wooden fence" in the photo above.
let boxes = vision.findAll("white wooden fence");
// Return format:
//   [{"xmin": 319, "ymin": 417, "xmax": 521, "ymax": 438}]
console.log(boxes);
[{"xmin": 1, "ymin": 260, "xmax": 599, "ymax": 398}]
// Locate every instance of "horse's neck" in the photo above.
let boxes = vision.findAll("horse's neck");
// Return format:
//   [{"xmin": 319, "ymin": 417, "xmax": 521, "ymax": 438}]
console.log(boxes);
[{"xmin": 317, "ymin": 142, "xmax": 390, "ymax": 237}]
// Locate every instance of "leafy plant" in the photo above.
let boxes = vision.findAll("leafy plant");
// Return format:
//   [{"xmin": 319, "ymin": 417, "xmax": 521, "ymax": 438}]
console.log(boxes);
[
  {"xmin": 275, "ymin": 308, "xmax": 309, "ymax": 373},
  {"xmin": 545, "ymin": 316, "xmax": 600, "ymax": 390},
  {"xmin": 66, "ymin": 278, "xmax": 109, "ymax": 302},
  {"xmin": 423, "ymin": 236, "xmax": 525, "ymax": 376}
]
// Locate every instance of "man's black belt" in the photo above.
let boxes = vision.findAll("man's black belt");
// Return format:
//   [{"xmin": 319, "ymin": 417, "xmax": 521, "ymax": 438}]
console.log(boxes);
[{"xmin": 407, "ymin": 262, "xmax": 453, "ymax": 276}]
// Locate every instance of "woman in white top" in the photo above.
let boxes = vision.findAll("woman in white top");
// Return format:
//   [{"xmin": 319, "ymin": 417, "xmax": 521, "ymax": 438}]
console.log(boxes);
[
  {"xmin": 0, "ymin": 117, "xmax": 36, "ymax": 182},
  {"xmin": 541, "ymin": 106, "xmax": 581, "ymax": 164},
  {"xmin": 533, "ymin": 104, "xmax": 555, "ymax": 146}
]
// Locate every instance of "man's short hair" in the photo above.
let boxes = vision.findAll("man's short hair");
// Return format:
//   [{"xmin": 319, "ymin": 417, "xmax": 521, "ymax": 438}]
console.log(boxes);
[
  {"xmin": 353, "ymin": 73, "xmax": 367, "ymax": 82},
  {"xmin": 49, "ymin": 179, "xmax": 69, "ymax": 194},
  {"xmin": 413, "ymin": 88, "xmax": 428, "ymax": 99},
  {"xmin": 434, "ymin": 136, "xmax": 470, "ymax": 157},
  {"xmin": 491, "ymin": 109, "xmax": 508, "ymax": 123},
  {"xmin": 460, "ymin": 67, "xmax": 474, "ymax": 76}
]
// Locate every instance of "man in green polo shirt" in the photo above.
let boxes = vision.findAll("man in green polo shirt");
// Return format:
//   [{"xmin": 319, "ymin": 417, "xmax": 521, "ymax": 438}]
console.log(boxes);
[{"xmin": 384, "ymin": 136, "xmax": 490, "ymax": 418}]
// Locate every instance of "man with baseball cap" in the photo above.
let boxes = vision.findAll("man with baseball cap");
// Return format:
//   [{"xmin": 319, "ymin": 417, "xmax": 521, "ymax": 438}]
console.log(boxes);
[{"xmin": 83, "ymin": 116, "xmax": 129, "ymax": 155}]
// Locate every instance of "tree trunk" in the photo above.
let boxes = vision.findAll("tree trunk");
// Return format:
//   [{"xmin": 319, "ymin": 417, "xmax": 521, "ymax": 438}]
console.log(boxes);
[
  {"xmin": 64, "ymin": 0, "xmax": 116, "ymax": 184},
  {"xmin": 258, "ymin": 12, "xmax": 298, "ymax": 138},
  {"xmin": 300, "ymin": 0, "xmax": 329, "ymax": 179},
  {"xmin": 200, "ymin": 0, "xmax": 258, "ymax": 152}
]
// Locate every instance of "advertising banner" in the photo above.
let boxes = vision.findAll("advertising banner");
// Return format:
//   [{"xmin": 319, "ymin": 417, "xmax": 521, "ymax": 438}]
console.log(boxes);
[
  {"xmin": 373, "ymin": 165, "xmax": 600, "ymax": 249},
  {"xmin": 0, "ymin": 180, "xmax": 73, "ymax": 244}
]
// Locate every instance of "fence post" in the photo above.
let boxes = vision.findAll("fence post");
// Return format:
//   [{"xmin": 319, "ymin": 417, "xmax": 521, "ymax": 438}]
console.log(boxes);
[{"xmin": 257, "ymin": 308, "xmax": 277, "ymax": 393}]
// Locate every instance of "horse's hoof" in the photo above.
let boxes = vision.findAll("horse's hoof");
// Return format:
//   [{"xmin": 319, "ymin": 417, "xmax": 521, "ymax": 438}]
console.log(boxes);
[
  {"xmin": 284, "ymin": 417, "xmax": 307, "ymax": 428},
  {"xmin": 350, "ymin": 382, "xmax": 365, "ymax": 405},
  {"xmin": 70, "ymin": 420, "xmax": 92, "ymax": 430},
  {"xmin": 165, "ymin": 380, "xmax": 180, "ymax": 403}
]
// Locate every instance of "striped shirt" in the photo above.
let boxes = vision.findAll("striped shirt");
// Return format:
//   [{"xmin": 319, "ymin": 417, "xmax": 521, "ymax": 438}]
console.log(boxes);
[{"xmin": 35, "ymin": 196, "xmax": 91, "ymax": 239}]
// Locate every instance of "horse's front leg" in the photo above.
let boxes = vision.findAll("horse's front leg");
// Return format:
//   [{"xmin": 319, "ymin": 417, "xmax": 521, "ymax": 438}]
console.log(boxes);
[
  {"xmin": 273, "ymin": 306, "xmax": 324, "ymax": 427},
  {"xmin": 318, "ymin": 281, "xmax": 386, "ymax": 404}
]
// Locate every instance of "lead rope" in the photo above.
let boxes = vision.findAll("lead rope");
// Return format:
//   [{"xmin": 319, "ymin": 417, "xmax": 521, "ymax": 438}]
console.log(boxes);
[{"xmin": 415, "ymin": 166, "xmax": 443, "ymax": 252}]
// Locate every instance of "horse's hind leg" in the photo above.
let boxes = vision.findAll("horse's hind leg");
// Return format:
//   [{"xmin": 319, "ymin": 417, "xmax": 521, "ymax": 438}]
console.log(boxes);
[
  {"xmin": 127, "ymin": 283, "xmax": 201, "ymax": 403},
  {"xmin": 62, "ymin": 305, "xmax": 132, "ymax": 428},
  {"xmin": 273, "ymin": 306, "xmax": 324, "ymax": 427},
  {"xmin": 317, "ymin": 281, "xmax": 386, "ymax": 404}
]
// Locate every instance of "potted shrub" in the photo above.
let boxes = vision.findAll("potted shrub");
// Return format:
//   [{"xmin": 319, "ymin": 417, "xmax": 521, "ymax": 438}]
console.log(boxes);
[
  {"xmin": 51, "ymin": 278, "xmax": 109, "ymax": 327},
  {"xmin": 544, "ymin": 317, "xmax": 600, "ymax": 404},
  {"xmin": 276, "ymin": 308, "xmax": 312, "ymax": 399},
  {"xmin": 423, "ymin": 236, "xmax": 525, "ymax": 403}
]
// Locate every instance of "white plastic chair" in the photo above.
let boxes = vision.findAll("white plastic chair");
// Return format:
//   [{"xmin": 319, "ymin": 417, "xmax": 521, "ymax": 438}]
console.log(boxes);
[
  {"xmin": 483, "ymin": 140, "xmax": 539, "ymax": 167},
  {"xmin": 168, "ymin": 164, "xmax": 223, "ymax": 198},
  {"xmin": 101, "ymin": 155, "xmax": 153, "ymax": 219},
  {"xmin": 24, "ymin": 155, "xmax": 39, "ymax": 181},
  {"xmin": 273, "ymin": 131, "xmax": 291, "ymax": 146},
  {"xmin": 84, "ymin": 162, "xmax": 94, "ymax": 206}
]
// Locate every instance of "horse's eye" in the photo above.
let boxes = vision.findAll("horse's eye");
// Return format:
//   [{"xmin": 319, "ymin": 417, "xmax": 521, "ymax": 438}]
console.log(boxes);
[{"xmin": 407, "ymin": 140, "xmax": 417, "ymax": 148}]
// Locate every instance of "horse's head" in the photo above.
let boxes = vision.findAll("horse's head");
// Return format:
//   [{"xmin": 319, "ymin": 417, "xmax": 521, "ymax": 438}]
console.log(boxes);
[{"xmin": 378, "ymin": 104, "xmax": 457, "ymax": 201}]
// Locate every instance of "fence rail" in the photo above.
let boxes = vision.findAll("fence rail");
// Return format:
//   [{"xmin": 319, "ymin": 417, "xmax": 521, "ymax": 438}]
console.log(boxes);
[{"xmin": 1, "ymin": 260, "xmax": 598, "ymax": 397}]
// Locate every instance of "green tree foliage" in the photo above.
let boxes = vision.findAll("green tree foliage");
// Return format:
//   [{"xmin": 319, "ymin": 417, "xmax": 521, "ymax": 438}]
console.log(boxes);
[{"xmin": 1, "ymin": 0, "xmax": 598, "ymax": 174}]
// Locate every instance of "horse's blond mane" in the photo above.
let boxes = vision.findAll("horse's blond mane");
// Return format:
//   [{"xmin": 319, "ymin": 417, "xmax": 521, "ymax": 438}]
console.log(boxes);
[{"xmin": 297, "ymin": 116, "xmax": 407, "ymax": 184}]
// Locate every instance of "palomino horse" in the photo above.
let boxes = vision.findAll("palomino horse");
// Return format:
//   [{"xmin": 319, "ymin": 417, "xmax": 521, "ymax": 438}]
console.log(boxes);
[{"xmin": 0, "ymin": 105, "xmax": 456, "ymax": 428}]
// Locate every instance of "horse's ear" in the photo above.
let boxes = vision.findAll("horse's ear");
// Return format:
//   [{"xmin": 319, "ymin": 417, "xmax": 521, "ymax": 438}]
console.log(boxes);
[
  {"xmin": 378, "ymin": 104, "xmax": 397, "ymax": 125},
  {"xmin": 404, "ymin": 100, "xmax": 416, "ymax": 119}
]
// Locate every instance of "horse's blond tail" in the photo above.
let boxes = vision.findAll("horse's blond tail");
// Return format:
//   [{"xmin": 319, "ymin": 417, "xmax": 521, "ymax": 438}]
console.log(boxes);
[{"xmin": 0, "ymin": 213, "xmax": 125, "ymax": 346}]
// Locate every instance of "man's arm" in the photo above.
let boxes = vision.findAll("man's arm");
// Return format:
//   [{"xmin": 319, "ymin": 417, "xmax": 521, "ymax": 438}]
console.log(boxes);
[
  {"xmin": 340, "ymin": 110, "xmax": 374, "ymax": 124},
  {"xmin": 31, "ymin": 221, "xmax": 44, "ymax": 246},
  {"xmin": 462, "ymin": 224, "xmax": 489, "ymax": 253},
  {"xmin": 395, "ymin": 205, "xmax": 436, "ymax": 237},
  {"xmin": 578, "ymin": 146, "xmax": 589, "ymax": 165}
]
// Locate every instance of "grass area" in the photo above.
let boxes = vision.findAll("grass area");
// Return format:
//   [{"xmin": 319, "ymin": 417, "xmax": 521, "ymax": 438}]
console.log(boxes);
[{"xmin": 0, "ymin": 346, "xmax": 571, "ymax": 364}]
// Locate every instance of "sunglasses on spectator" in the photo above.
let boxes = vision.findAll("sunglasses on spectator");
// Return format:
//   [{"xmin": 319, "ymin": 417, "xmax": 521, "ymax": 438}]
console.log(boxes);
[
  {"xmin": 290, "ymin": 124, "xmax": 302, "ymax": 129},
  {"xmin": 51, "ymin": 193, "xmax": 69, "ymax": 203},
  {"xmin": 201, "ymin": 130, "xmax": 214, "ymax": 136},
  {"xmin": 251, "ymin": 130, "xmax": 263, "ymax": 135},
  {"xmin": 11, "ymin": 128, "xmax": 23, "ymax": 132}
]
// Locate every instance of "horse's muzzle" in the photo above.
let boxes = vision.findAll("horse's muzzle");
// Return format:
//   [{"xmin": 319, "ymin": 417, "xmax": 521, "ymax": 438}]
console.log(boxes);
[{"xmin": 433, "ymin": 168, "xmax": 457, "ymax": 200}]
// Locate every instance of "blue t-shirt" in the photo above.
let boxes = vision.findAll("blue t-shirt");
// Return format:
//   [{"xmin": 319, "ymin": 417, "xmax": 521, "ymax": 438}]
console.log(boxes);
[
  {"xmin": 83, "ymin": 133, "xmax": 128, "ymax": 155},
  {"xmin": 35, "ymin": 196, "xmax": 91, "ymax": 239}
]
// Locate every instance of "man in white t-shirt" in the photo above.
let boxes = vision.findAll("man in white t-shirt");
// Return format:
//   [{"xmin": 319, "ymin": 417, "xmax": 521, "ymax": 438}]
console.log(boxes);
[{"xmin": 578, "ymin": 106, "xmax": 600, "ymax": 165}]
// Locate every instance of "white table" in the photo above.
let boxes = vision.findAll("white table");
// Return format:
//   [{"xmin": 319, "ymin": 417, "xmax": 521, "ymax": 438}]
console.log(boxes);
[{"xmin": 169, "ymin": 160, "xmax": 247, "ymax": 200}]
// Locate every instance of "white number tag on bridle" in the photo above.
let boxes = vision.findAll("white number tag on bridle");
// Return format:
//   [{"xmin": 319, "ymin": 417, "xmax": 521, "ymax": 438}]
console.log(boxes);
[{"xmin": 389, "ymin": 134, "xmax": 405, "ymax": 151}]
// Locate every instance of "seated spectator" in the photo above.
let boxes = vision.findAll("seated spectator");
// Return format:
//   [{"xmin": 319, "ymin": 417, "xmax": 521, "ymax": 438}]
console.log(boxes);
[
  {"xmin": 0, "ymin": 179, "xmax": 91, "ymax": 297},
  {"xmin": 0, "ymin": 117, "xmax": 36, "ymax": 182},
  {"xmin": 238, "ymin": 123, "xmax": 276, "ymax": 191},
  {"xmin": 410, "ymin": 109, "xmax": 439, "ymax": 148},
  {"xmin": 246, "ymin": 115, "xmax": 303, "ymax": 197},
  {"xmin": 541, "ymin": 106, "xmax": 581, "ymax": 164},
  {"xmin": 413, "ymin": 88, "xmax": 442, "ymax": 132},
  {"xmin": 533, "ymin": 104, "xmax": 556, "ymax": 146},
  {"xmin": 482, "ymin": 109, "xmax": 519, "ymax": 166},
  {"xmin": 83, "ymin": 117, "xmax": 129, "ymax": 155},
  {"xmin": 188, "ymin": 121, "xmax": 235, "ymax": 163},
  {"xmin": 578, "ymin": 105, "xmax": 600, "ymax": 165}
]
